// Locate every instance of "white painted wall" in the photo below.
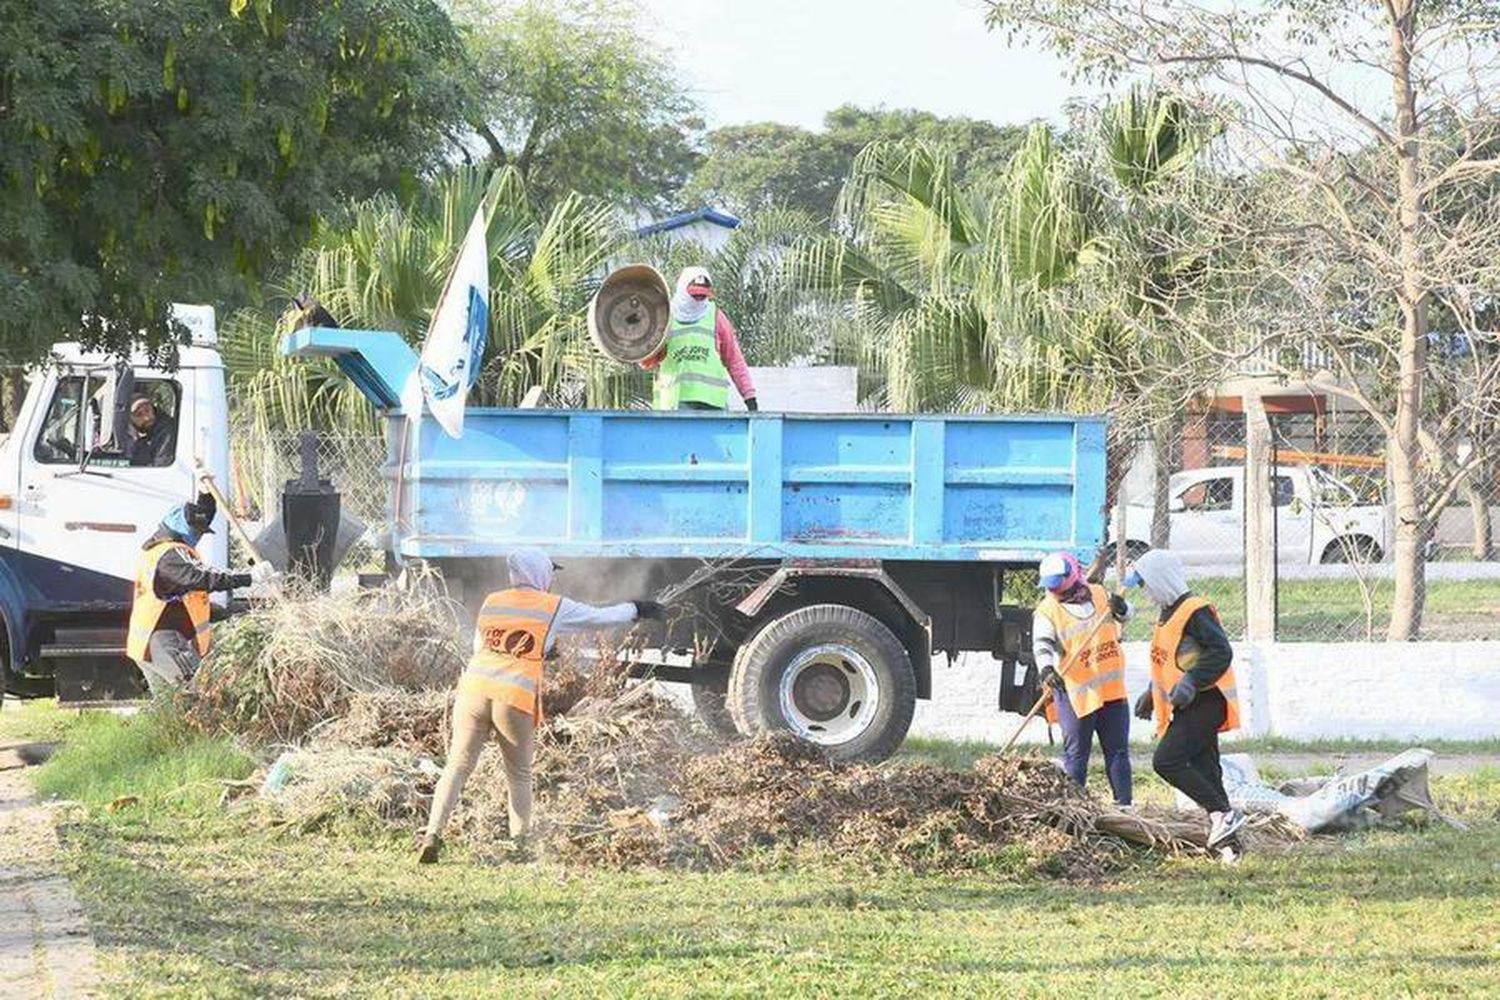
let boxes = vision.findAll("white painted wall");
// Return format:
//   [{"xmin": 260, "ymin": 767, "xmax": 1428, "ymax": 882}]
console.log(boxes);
[{"xmin": 909, "ymin": 640, "xmax": 1500, "ymax": 745}]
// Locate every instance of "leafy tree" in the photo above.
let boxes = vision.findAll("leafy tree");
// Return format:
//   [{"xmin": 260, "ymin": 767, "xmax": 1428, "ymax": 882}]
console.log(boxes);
[
  {"xmin": 685, "ymin": 105, "xmax": 1030, "ymax": 218},
  {"xmin": 457, "ymin": 0, "xmax": 702, "ymax": 211},
  {"xmin": 223, "ymin": 164, "xmax": 627, "ymax": 434},
  {"xmin": 0, "ymin": 0, "xmax": 472, "ymax": 364},
  {"xmin": 985, "ymin": 0, "xmax": 1500, "ymax": 638}
]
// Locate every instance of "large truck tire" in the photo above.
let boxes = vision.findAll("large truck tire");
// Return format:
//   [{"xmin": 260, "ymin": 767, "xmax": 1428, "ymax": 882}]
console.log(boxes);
[
  {"xmin": 727, "ymin": 604, "xmax": 916, "ymax": 763},
  {"xmin": 690, "ymin": 683, "xmax": 743, "ymax": 739}
]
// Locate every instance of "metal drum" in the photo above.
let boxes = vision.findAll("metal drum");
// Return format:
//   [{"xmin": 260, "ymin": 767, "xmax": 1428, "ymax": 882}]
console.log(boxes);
[{"xmin": 587, "ymin": 264, "xmax": 670, "ymax": 363}]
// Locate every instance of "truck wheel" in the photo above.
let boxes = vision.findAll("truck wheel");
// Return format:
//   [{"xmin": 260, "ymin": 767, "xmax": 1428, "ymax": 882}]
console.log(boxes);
[
  {"xmin": 690, "ymin": 683, "xmax": 743, "ymax": 739},
  {"xmin": 727, "ymin": 604, "xmax": 916, "ymax": 763},
  {"xmin": 1321, "ymin": 536, "xmax": 1383, "ymax": 564}
]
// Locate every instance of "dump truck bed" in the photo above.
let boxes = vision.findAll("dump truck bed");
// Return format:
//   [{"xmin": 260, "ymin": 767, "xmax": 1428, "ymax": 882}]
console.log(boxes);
[
  {"xmin": 284, "ymin": 329, "xmax": 1108, "ymax": 564},
  {"xmin": 388, "ymin": 409, "xmax": 1105, "ymax": 563}
]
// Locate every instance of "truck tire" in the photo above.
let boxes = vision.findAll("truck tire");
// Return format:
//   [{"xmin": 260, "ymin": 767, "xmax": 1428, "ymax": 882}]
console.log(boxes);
[
  {"xmin": 727, "ymin": 604, "xmax": 916, "ymax": 763},
  {"xmin": 690, "ymin": 683, "xmax": 742, "ymax": 739},
  {"xmin": 1321, "ymin": 536, "xmax": 1383, "ymax": 564}
]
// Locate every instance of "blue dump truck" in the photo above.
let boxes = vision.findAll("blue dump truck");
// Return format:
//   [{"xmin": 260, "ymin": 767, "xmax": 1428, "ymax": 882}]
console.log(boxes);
[{"xmin": 285, "ymin": 328, "xmax": 1108, "ymax": 761}]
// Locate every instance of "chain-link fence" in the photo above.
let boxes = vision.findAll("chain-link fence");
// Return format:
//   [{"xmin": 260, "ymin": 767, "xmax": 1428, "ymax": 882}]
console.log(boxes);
[
  {"xmin": 1116, "ymin": 397, "xmax": 1500, "ymax": 642},
  {"xmin": 230, "ymin": 429, "xmax": 388, "ymax": 572}
]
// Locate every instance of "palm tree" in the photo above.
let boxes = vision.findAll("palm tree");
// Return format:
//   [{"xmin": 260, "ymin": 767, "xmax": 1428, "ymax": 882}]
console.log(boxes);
[{"xmin": 222, "ymin": 164, "xmax": 628, "ymax": 435}]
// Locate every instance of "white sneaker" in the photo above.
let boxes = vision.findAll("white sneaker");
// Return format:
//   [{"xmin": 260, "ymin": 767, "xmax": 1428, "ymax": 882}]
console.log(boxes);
[{"xmin": 1207, "ymin": 808, "xmax": 1248, "ymax": 848}]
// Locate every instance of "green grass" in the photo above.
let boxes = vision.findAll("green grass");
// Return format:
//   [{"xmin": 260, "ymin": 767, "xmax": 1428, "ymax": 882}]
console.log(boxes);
[
  {"xmin": 32, "ymin": 701, "xmax": 254, "ymax": 817},
  {"xmin": 0, "ymin": 697, "xmax": 79, "ymax": 744},
  {"xmin": 1124, "ymin": 576, "xmax": 1500, "ymax": 642},
  {"xmin": 14, "ymin": 709, "xmax": 1500, "ymax": 997}
]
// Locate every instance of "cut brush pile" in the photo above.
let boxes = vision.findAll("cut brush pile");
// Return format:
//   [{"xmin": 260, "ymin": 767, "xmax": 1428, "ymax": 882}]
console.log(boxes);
[{"xmin": 200, "ymin": 583, "xmax": 1295, "ymax": 875}]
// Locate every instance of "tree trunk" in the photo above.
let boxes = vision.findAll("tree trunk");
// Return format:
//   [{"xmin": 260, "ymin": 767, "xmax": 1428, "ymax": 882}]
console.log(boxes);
[
  {"xmin": 1150, "ymin": 416, "xmax": 1176, "ymax": 549},
  {"xmin": 1465, "ymin": 469, "xmax": 1493, "ymax": 561},
  {"xmin": 1385, "ymin": 0, "xmax": 1429, "ymax": 641}
]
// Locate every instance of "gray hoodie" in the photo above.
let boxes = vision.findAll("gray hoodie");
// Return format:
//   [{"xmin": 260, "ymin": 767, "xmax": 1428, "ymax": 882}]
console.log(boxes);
[{"xmin": 1130, "ymin": 549, "xmax": 1233, "ymax": 691}]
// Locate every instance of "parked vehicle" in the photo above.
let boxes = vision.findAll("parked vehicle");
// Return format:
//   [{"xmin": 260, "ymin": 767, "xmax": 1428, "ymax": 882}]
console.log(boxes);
[
  {"xmin": 0, "ymin": 306, "xmax": 231, "ymax": 700},
  {"xmin": 282, "ymin": 327, "xmax": 1108, "ymax": 760},
  {"xmin": 1108, "ymin": 464, "xmax": 1388, "ymax": 568}
]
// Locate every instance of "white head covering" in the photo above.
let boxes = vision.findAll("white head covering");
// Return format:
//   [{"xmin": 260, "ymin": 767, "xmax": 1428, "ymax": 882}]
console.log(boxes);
[
  {"xmin": 507, "ymin": 547, "xmax": 555, "ymax": 591},
  {"xmin": 1127, "ymin": 549, "xmax": 1189, "ymax": 606},
  {"xmin": 670, "ymin": 266, "xmax": 712, "ymax": 324}
]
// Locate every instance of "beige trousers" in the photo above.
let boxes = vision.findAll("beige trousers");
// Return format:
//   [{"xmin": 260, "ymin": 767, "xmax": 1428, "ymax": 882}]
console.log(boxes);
[{"xmin": 425, "ymin": 690, "xmax": 536, "ymax": 839}]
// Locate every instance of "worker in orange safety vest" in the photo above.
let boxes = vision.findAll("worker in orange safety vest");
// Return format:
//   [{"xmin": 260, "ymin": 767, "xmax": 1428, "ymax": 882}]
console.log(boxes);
[
  {"xmin": 1125, "ymin": 549, "xmax": 1246, "ymax": 851},
  {"xmin": 126, "ymin": 493, "xmax": 276, "ymax": 692},
  {"xmin": 1032, "ymin": 551, "xmax": 1133, "ymax": 805},
  {"xmin": 417, "ymin": 547, "xmax": 664, "ymax": 863}
]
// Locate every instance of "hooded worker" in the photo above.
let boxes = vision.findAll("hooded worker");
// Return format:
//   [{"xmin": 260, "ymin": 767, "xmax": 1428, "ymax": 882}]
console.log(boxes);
[
  {"xmin": 639, "ymin": 266, "xmax": 758, "ymax": 412},
  {"xmin": 126, "ymin": 493, "xmax": 277, "ymax": 692},
  {"xmin": 418, "ymin": 548, "xmax": 667, "ymax": 863},
  {"xmin": 1031, "ymin": 551, "xmax": 1133, "ymax": 805},
  {"xmin": 1125, "ymin": 549, "xmax": 1246, "ymax": 852}
]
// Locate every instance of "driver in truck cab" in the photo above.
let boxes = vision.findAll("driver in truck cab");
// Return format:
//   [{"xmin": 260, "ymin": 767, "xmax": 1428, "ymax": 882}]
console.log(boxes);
[
  {"xmin": 639, "ymin": 266, "xmax": 758, "ymax": 412},
  {"xmin": 126, "ymin": 493, "xmax": 277, "ymax": 692}
]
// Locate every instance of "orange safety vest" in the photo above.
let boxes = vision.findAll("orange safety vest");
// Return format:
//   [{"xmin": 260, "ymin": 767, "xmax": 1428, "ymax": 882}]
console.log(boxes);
[
  {"xmin": 126, "ymin": 541, "xmax": 212, "ymax": 665},
  {"xmin": 1149, "ymin": 595, "xmax": 1240, "ymax": 738},
  {"xmin": 458, "ymin": 588, "xmax": 563, "ymax": 723},
  {"xmin": 1039, "ymin": 584, "xmax": 1127, "ymax": 724}
]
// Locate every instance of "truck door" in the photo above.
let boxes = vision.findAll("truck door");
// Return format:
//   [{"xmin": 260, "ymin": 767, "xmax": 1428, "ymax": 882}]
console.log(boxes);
[
  {"xmin": 1169, "ymin": 471, "xmax": 1240, "ymax": 567},
  {"xmin": 1272, "ymin": 471, "xmax": 1315, "ymax": 565},
  {"xmin": 14, "ymin": 368, "xmax": 193, "ymax": 607}
]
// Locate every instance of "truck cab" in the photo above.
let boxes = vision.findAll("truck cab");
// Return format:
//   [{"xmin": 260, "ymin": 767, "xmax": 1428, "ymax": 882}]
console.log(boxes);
[{"xmin": 0, "ymin": 307, "xmax": 230, "ymax": 699}]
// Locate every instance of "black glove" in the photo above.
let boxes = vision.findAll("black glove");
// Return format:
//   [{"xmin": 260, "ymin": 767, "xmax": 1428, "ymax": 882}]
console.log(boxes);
[
  {"xmin": 1134, "ymin": 689, "xmax": 1154, "ymax": 721},
  {"xmin": 1040, "ymin": 666, "xmax": 1065, "ymax": 694},
  {"xmin": 1169, "ymin": 676, "xmax": 1197, "ymax": 710},
  {"xmin": 633, "ymin": 600, "xmax": 666, "ymax": 621},
  {"xmin": 1109, "ymin": 594, "xmax": 1128, "ymax": 619},
  {"xmin": 745, "ymin": 397, "xmax": 759, "ymax": 412}
]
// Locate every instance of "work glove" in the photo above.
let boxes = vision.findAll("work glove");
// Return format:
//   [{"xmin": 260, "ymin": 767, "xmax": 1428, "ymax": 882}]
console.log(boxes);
[
  {"xmin": 1134, "ymin": 690, "xmax": 1154, "ymax": 721},
  {"xmin": 1039, "ymin": 666, "xmax": 1065, "ymax": 694},
  {"xmin": 633, "ymin": 599, "xmax": 666, "ymax": 621},
  {"xmin": 745, "ymin": 397, "xmax": 759, "ymax": 412},
  {"xmin": 1108, "ymin": 594, "xmax": 1129, "ymax": 620},
  {"xmin": 249, "ymin": 561, "xmax": 280, "ymax": 587},
  {"xmin": 1169, "ymin": 676, "xmax": 1197, "ymax": 710}
]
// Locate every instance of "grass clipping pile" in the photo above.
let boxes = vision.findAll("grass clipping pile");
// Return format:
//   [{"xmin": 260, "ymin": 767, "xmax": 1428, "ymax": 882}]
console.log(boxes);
[{"xmin": 195, "ymin": 586, "xmax": 1271, "ymax": 876}]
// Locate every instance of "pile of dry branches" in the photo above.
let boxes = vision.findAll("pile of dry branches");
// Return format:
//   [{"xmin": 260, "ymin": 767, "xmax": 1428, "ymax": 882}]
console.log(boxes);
[{"xmin": 184, "ymin": 581, "xmax": 466, "ymax": 742}]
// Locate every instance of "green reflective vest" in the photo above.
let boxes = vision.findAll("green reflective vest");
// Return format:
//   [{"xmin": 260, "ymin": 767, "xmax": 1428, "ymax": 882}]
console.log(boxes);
[{"xmin": 653, "ymin": 303, "xmax": 730, "ymax": 410}]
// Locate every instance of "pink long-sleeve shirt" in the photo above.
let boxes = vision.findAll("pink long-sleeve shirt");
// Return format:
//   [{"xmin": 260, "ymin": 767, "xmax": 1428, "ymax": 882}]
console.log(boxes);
[{"xmin": 640, "ymin": 307, "xmax": 757, "ymax": 402}]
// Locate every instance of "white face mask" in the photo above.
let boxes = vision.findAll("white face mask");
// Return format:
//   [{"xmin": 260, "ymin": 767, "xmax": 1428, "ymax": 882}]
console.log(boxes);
[{"xmin": 671, "ymin": 267, "xmax": 711, "ymax": 324}]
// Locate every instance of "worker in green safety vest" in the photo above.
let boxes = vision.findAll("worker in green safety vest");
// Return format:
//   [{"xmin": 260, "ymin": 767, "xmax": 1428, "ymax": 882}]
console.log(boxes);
[{"xmin": 641, "ymin": 266, "xmax": 758, "ymax": 411}]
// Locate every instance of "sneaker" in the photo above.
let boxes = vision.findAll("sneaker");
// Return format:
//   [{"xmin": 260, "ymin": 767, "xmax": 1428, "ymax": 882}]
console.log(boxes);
[
  {"xmin": 1207, "ymin": 809, "xmax": 1248, "ymax": 849},
  {"xmin": 416, "ymin": 834, "xmax": 442, "ymax": 864}
]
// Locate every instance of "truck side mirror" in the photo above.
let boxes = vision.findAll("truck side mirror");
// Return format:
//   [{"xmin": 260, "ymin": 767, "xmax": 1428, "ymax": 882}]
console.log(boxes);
[
  {"xmin": 102, "ymin": 365, "xmax": 135, "ymax": 454},
  {"xmin": 1168, "ymin": 495, "xmax": 1186, "ymax": 513}
]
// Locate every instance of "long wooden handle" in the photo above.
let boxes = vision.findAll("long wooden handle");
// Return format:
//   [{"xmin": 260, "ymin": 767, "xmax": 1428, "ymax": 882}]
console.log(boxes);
[
  {"xmin": 196, "ymin": 465, "xmax": 267, "ymax": 564},
  {"xmin": 998, "ymin": 603, "xmax": 1117, "ymax": 756}
]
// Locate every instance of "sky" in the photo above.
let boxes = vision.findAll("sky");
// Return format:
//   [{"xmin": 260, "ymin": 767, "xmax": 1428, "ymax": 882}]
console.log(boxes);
[{"xmin": 635, "ymin": 0, "xmax": 1083, "ymax": 131}]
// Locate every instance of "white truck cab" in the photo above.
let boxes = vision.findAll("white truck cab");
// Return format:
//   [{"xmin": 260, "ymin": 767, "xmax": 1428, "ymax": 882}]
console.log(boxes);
[
  {"xmin": 0, "ymin": 307, "xmax": 230, "ymax": 698},
  {"xmin": 1110, "ymin": 464, "xmax": 1389, "ymax": 569}
]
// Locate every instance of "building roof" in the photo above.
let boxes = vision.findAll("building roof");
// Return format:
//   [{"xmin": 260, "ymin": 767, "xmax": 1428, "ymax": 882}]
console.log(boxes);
[{"xmin": 635, "ymin": 206, "xmax": 742, "ymax": 238}]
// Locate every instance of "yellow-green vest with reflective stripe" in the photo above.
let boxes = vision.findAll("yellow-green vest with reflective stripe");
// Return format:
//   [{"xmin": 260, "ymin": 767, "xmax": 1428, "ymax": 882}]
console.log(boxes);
[
  {"xmin": 458, "ymin": 588, "xmax": 562, "ymax": 723},
  {"xmin": 126, "ymin": 541, "xmax": 212, "ymax": 665},
  {"xmin": 654, "ymin": 302, "xmax": 729, "ymax": 409}
]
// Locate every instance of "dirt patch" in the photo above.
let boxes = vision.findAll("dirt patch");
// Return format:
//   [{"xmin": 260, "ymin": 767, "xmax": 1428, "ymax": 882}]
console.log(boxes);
[{"xmin": 0, "ymin": 756, "xmax": 98, "ymax": 998}]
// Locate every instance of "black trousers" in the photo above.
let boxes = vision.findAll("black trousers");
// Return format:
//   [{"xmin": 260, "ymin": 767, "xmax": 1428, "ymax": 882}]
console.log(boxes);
[{"xmin": 1152, "ymin": 688, "xmax": 1231, "ymax": 813}]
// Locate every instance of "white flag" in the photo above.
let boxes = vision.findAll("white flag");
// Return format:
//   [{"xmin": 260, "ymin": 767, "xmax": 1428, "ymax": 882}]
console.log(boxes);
[{"xmin": 418, "ymin": 207, "xmax": 489, "ymax": 438}]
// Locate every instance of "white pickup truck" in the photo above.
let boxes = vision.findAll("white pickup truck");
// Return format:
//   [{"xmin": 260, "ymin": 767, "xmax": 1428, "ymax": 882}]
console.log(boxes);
[{"xmin": 1109, "ymin": 464, "xmax": 1389, "ymax": 568}]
